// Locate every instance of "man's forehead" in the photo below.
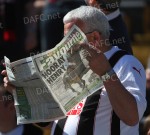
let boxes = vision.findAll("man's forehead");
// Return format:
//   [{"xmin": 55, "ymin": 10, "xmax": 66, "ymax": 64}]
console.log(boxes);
[{"xmin": 64, "ymin": 22, "xmax": 75, "ymax": 29}]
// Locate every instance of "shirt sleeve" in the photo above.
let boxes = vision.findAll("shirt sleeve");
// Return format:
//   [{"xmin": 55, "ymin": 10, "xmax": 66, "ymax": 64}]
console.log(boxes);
[{"xmin": 114, "ymin": 55, "xmax": 147, "ymax": 120}]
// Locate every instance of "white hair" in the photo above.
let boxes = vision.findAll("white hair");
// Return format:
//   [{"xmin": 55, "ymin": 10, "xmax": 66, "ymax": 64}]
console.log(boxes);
[{"xmin": 63, "ymin": 6, "xmax": 110, "ymax": 39}]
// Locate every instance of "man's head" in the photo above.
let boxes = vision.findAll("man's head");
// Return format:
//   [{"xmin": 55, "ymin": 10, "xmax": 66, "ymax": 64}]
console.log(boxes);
[
  {"xmin": 63, "ymin": 6, "xmax": 110, "ymax": 50},
  {"xmin": 84, "ymin": 0, "xmax": 121, "ymax": 13},
  {"xmin": 0, "ymin": 84, "xmax": 16, "ymax": 133}
]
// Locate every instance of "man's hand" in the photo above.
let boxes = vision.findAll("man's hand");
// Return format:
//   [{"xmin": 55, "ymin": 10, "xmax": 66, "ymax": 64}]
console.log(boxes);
[
  {"xmin": 1, "ymin": 70, "xmax": 16, "ymax": 94},
  {"xmin": 81, "ymin": 43, "xmax": 111, "ymax": 76}
]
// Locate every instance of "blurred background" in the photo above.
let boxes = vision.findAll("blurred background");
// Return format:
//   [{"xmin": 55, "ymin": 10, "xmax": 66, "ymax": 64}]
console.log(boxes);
[
  {"xmin": 120, "ymin": 0, "xmax": 150, "ymax": 68},
  {"xmin": 0, "ymin": 0, "xmax": 150, "ymax": 135},
  {"xmin": 0, "ymin": 0, "xmax": 150, "ymax": 67}
]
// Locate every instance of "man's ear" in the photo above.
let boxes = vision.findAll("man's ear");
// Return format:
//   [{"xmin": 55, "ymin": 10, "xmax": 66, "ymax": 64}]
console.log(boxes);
[
  {"xmin": 92, "ymin": 31, "xmax": 102, "ymax": 49},
  {"xmin": 92, "ymin": 31, "xmax": 101, "ymax": 41}
]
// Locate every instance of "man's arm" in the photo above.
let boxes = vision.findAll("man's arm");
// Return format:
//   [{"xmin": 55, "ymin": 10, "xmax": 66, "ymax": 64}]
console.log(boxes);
[
  {"xmin": 83, "ymin": 44, "xmax": 146, "ymax": 126},
  {"xmin": 93, "ymin": 59, "xmax": 140, "ymax": 126},
  {"xmin": 103, "ymin": 74, "xmax": 139, "ymax": 126}
]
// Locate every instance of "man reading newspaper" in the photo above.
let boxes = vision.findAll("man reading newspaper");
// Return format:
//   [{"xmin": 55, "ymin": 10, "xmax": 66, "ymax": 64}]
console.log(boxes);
[{"xmin": 2, "ymin": 6, "xmax": 146, "ymax": 135}]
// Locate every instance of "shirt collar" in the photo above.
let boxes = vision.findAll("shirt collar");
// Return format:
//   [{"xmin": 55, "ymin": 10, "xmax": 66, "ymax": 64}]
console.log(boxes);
[
  {"xmin": 104, "ymin": 46, "xmax": 120, "ymax": 59},
  {"xmin": 106, "ymin": 9, "xmax": 120, "ymax": 21},
  {"xmin": 0, "ymin": 125, "xmax": 24, "ymax": 135}
]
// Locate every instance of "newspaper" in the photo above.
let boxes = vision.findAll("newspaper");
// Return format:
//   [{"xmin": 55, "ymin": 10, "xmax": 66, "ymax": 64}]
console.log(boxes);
[{"xmin": 5, "ymin": 25, "xmax": 103, "ymax": 125}]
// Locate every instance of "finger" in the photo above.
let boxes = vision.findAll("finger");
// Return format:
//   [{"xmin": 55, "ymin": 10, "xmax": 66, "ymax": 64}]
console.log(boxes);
[
  {"xmin": 88, "ymin": 43, "xmax": 101, "ymax": 54},
  {"xmin": 86, "ymin": 56, "xmax": 92, "ymax": 62},
  {"xmin": 81, "ymin": 43, "xmax": 94, "ymax": 54},
  {"xmin": 3, "ymin": 77, "xmax": 9, "ymax": 84},
  {"xmin": 1, "ymin": 70, "xmax": 7, "ymax": 76},
  {"xmin": 81, "ymin": 43, "xmax": 99, "ymax": 57},
  {"xmin": 4, "ymin": 83, "xmax": 15, "ymax": 94}
]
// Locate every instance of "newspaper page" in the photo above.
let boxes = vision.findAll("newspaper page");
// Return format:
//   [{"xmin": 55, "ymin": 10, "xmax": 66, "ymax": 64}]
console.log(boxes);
[
  {"xmin": 5, "ymin": 56, "xmax": 66, "ymax": 124},
  {"xmin": 5, "ymin": 25, "xmax": 103, "ymax": 124}
]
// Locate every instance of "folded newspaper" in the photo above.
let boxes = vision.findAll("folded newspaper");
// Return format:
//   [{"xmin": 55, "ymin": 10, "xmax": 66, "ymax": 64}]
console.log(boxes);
[{"xmin": 5, "ymin": 25, "xmax": 103, "ymax": 124}]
